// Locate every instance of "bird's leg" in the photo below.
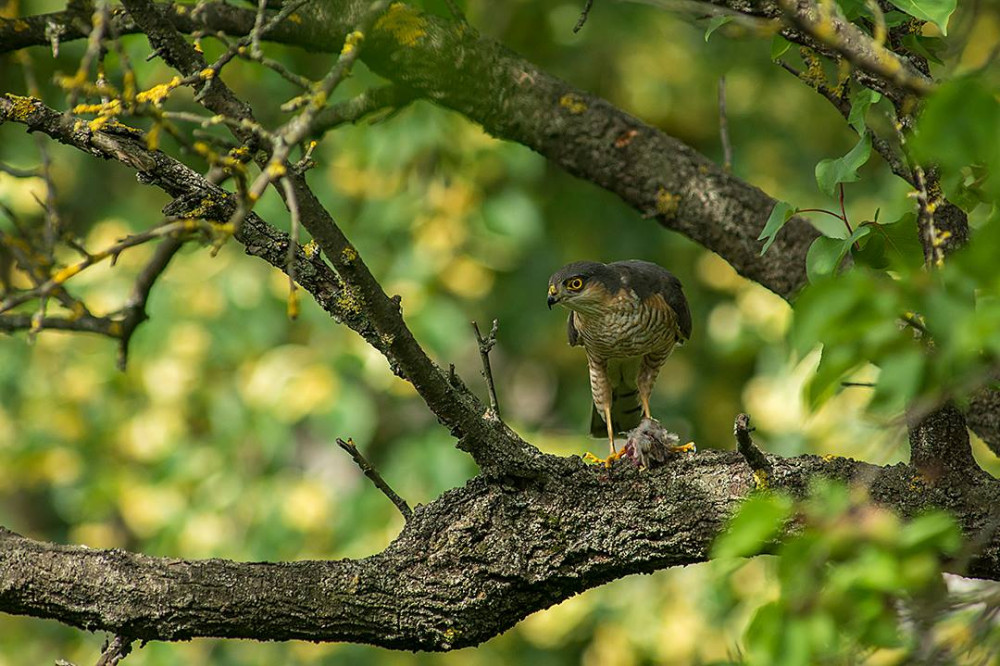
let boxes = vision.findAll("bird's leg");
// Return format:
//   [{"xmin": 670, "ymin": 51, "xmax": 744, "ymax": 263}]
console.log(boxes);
[
  {"xmin": 637, "ymin": 354, "xmax": 663, "ymax": 422},
  {"xmin": 639, "ymin": 355, "xmax": 694, "ymax": 453},
  {"xmin": 605, "ymin": 404, "xmax": 617, "ymax": 454},
  {"xmin": 583, "ymin": 404, "xmax": 625, "ymax": 467},
  {"xmin": 582, "ymin": 357, "xmax": 624, "ymax": 467}
]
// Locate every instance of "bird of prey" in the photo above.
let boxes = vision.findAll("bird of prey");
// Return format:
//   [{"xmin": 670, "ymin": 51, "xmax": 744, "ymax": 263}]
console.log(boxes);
[{"xmin": 547, "ymin": 260, "xmax": 692, "ymax": 464}]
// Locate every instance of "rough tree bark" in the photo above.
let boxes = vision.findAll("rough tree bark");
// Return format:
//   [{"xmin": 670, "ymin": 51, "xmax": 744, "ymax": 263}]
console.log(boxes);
[
  {"xmin": 0, "ymin": 0, "xmax": 998, "ymax": 653},
  {"xmin": 3, "ymin": 449, "xmax": 1000, "ymax": 650}
]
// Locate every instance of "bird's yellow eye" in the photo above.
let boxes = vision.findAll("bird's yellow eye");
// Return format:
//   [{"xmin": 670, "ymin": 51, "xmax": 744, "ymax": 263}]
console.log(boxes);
[{"xmin": 566, "ymin": 277, "xmax": 584, "ymax": 291}]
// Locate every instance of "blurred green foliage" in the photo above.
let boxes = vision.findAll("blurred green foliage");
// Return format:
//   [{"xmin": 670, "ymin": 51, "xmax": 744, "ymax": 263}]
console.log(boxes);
[
  {"xmin": 1, "ymin": 0, "xmax": 999, "ymax": 664},
  {"xmin": 710, "ymin": 481, "xmax": 989, "ymax": 665}
]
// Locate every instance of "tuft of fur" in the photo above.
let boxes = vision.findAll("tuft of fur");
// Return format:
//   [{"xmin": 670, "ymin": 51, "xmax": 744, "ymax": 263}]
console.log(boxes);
[{"xmin": 622, "ymin": 418, "xmax": 695, "ymax": 469}]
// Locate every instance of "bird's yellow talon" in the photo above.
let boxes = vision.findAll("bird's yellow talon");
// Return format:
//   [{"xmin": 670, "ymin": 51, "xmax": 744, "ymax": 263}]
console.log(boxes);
[
  {"xmin": 671, "ymin": 441, "xmax": 696, "ymax": 454},
  {"xmin": 583, "ymin": 449, "xmax": 625, "ymax": 467}
]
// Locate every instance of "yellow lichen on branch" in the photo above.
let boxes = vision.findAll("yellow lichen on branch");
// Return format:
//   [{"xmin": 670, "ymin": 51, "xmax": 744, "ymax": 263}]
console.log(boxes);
[
  {"xmin": 135, "ymin": 76, "xmax": 182, "ymax": 106},
  {"xmin": 558, "ymin": 93, "xmax": 587, "ymax": 114},
  {"xmin": 342, "ymin": 30, "xmax": 365, "ymax": 56},
  {"xmin": 655, "ymin": 188, "xmax": 681, "ymax": 218},
  {"xmin": 375, "ymin": 3, "xmax": 427, "ymax": 47},
  {"xmin": 2, "ymin": 93, "xmax": 40, "ymax": 122}
]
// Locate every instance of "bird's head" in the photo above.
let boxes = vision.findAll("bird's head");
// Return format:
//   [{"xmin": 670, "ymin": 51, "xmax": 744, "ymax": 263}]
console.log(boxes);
[{"xmin": 547, "ymin": 261, "xmax": 616, "ymax": 313}]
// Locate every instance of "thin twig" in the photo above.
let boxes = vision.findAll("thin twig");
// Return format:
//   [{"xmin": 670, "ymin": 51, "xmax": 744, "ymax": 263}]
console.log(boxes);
[
  {"xmin": 224, "ymin": 0, "xmax": 390, "ymax": 239},
  {"xmin": 335, "ymin": 438, "xmax": 412, "ymax": 521},
  {"xmin": 0, "ymin": 219, "xmax": 204, "ymax": 315},
  {"xmin": 718, "ymin": 76, "xmax": 732, "ymax": 173},
  {"xmin": 279, "ymin": 176, "xmax": 301, "ymax": 319},
  {"xmin": 573, "ymin": 0, "xmax": 595, "ymax": 32},
  {"xmin": 117, "ymin": 236, "xmax": 184, "ymax": 370},
  {"xmin": 472, "ymin": 319, "xmax": 501, "ymax": 419},
  {"xmin": 250, "ymin": 0, "xmax": 269, "ymax": 58}
]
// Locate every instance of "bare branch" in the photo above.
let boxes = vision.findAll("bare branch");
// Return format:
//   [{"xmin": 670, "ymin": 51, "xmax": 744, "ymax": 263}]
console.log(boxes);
[
  {"xmin": 472, "ymin": 319, "xmax": 501, "ymax": 420},
  {"xmin": 117, "ymin": 236, "xmax": 184, "ymax": 370},
  {"xmin": 335, "ymin": 438, "xmax": 412, "ymax": 521},
  {"xmin": 733, "ymin": 413, "xmax": 772, "ymax": 484},
  {"xmin": 0, "ymin": 1, "xmax": 820, "ymax": 299},
  {"xmin": 573, "ymin": 0, "xmax": 595, "ymax": 33}
]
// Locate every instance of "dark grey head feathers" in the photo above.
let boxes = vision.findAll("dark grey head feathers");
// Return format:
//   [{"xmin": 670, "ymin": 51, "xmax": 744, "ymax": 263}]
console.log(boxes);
[
  {"xmin": 547, "ymin": 261, "xmax": 620, "ymax": 294},
  {"xmin": 547, "ymin": 260, "xmax": 692, "ymax": 341}
]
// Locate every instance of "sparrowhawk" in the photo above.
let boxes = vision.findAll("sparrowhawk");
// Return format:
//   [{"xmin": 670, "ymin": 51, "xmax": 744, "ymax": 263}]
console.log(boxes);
[{"xmin": 547, "ymin": 260, "xmax": 692, "ymax": 462}]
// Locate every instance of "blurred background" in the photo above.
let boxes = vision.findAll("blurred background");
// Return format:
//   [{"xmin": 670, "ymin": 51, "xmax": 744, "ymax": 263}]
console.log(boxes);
[{"xmin": 1, "ymin": 0, "xmax": 999, "ymax": 663}]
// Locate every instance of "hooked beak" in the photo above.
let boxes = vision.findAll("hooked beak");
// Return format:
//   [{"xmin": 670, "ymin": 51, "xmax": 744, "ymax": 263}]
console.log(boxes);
[{"xmin": 547, "ymin": 294, "xmax": 557, "ymax": 309}]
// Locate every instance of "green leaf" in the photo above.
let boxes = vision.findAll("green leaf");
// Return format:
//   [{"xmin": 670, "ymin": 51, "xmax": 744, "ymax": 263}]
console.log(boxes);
[
  {"xmin": 852, "ymin": 227, "xmax": 888, "ymax": 269},
  {"xmin": 808, "ymin": 344, "xmax": 858, "ymax": 408},
  {"xmin": 847, "ymin": 89, "xmax": 881, "ymax": 134},
  {"xmin": 704, "ymin": 15, "xmax": 733, "ymax": 42},
  {"xmin": 712, "ymin": 493, "xmax": 794, "ymax": 559},
  {"xmin": 887, "ymin": 0, "xmax": 957, "ymax": 35},
  {"xmin": 806, "ymin": 237, "xmax": 849, "ymax": 283},
  {"xmin": 901, "ymin": 33, "xmax": 945, "ymax": 65},
  {"xmin": 806, "ymin": 226, "xmax": 871, "ymax": 283},
  {"xmin": 875, "ymin": 213, "xmax": 925, "ymax": 269},
  {"xmin": 815, "ymin": 134, "xmax": 872, "ymax": 197},
  {"xmin": 871, "ymin": 348, "xmax": 925, "ymax": 412},
  {"xmin": 911, "ymin": 76, "xmax": 1000, "ymax": 204},
  {"xmin": 770, "ymin": 35, "xmax": 792, "ymax": 61},
  {"xmin": 899, "ymin": 512, "xmax": 961, "ymax": 554},
  {"xmin": 759, "ymin": 201, "xmax": 795, "ymax": 255},
  {"xmin": 791, "ymin": 276, "xmax": 865, "ymax": 355},
  {"xmin": 836, "ymin": 0, "xmax": 868, "ymax": 19}
]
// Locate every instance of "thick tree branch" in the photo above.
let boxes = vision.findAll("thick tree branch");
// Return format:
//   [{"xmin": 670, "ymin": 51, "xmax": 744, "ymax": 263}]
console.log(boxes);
[
  {"xmin": 776, "ymin": 0, "xmax": 933, "ymax": 96},
  {"xmin": 0, "ymin": 1, "xmax": 818, "ymax": 299},
  {"xmin": 3, "ymin": 446, "xmax": 999, "ymax": 650},
  {"xmin": 908, "ymin": 403, "xmax": 979, "ymax": 480}
]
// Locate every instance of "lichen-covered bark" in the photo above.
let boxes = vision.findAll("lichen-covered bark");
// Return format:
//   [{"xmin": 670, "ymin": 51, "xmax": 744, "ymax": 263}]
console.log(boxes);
[
  {"xmin": 0, "ymin": 0, "xmax": 818, "ymax": 300},
  {"xmin": 2, "ymin": 1, "xmax": 999, "ymax": 653},
  {"xmin": 3, "ymin": 451, "xmax": 1000, "ymax": 650}
]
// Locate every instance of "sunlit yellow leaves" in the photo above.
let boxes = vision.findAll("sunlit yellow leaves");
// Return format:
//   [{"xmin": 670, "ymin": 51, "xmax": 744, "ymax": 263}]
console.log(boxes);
[
  {"xmin": 37, "ymin": 447, "xmax": 82, "ymax": 485},
  {"xmin": 68, "ymin": 522, "xmax": 126, "ymax": 549},
  {"xmin": 178, "ymin": 512, "xmax": 236, "ymax": 557},
  {"xmin": 736, "ymin": 286, "xmax": 790, "ymax": 342},
  {"xmin": 239, "ymin": 345, "xmax": 339, "ymax": 422},
  {"xmin": 282, "ymin": 479, "xmax": 332, "ymax": 532},
  {"xmin": 117, "ymin": 408, "xmax": 183, "ymax": 462},
  {"xmin": 330, "ymin": 154, "xmax": 404, "ymax": 199},
  {"xmin": 118, "ymin": 481, "xmax": 187, "ymax": 538},
  {"xmin": 696, "ymin": 252, "xmax": 743, "ymax": 292},
  {"xmin": 142, "ymin": 358, "xmax": 197, "ymax": 405},
  {"xmin": 0, "ymin": 173, "xmax": 47, "ymax": 215},
  {"xmin": 519, "ymin": 592, "xmax": 590, "ymax": 647},
  {"xmin": 440, "ymin": 256, "xmax": 493, "ymax": 299}
]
